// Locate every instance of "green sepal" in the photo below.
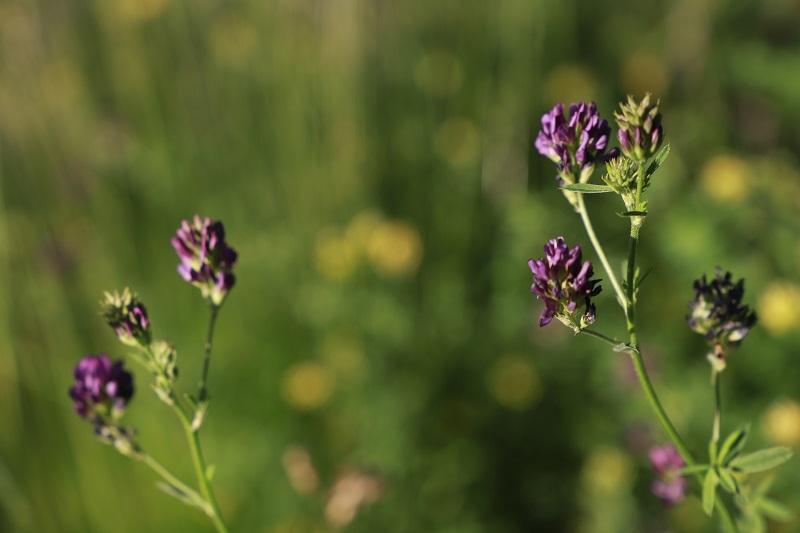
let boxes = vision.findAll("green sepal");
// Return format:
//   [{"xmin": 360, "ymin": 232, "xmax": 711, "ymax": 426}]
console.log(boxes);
[
  {"xmin": 644, "ymin": 143, "xmax": 670, "ymax": 177},
  {"xmin": 720, "ymin": 423, "xmax": 750, "ymax": 465},
  {"xmin": 730, "ymin": 447, "xmax": 793, "ymax": 473},
  {"xmin": 560, "ymin": 183, "xmax": 615, "ymax": 193},
  {"xmin": 702, "ymin": 468, "xmax": 718, "ymax": 516}
]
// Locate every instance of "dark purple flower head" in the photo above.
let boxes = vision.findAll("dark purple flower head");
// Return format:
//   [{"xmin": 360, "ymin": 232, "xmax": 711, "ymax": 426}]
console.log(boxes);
[
  {"xmin": 69, "ymin": 354, "xmax": 134, "ymax": 421},
  {"xmin": 649, "ymin": 443, "xmax": 687, "ymax": 506},
  {"xmin": 101, "ymin": 288, "xmax": 151, "ymax": 347},
  {"xmin": 528, "ymin": 237, "xmax": 602, "ymax": 327},
  {"xmin": 687, "ymin": 267, "xmax": 757, "ymax": 350},
  {"xmin": 535, "ymin": 101, "xmax": 618, "ymax": 185},
  {"xmin": 615, "ymin": 93, "xmax": 663, "ymax": 162},
  {"xmin": 171, "ymin": 215, "xmax": 238, "ymax": 305}
]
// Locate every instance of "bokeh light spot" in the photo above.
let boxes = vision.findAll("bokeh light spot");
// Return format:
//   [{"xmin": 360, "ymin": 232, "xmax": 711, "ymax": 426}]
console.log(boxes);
[
  {"xmin": 761, "ymin": 399, "xmax": 800, "ymax": 446},
  {"xmin": 487, "ymin": 355, "xmax": 542, "ymax": 411},
  {"xmin": 434, "ymin": 118, "xmax": 481, "ymax": 167},
  {"xmin": 758, "ymin": 280, "xmax": 800, "ymax": 335},
  {"xmin": 366, "ymin": 220, "xmax": 423, "ymax": 277},
  {"xmin": 581, "ymin": 446, "xmax": 635, "ymax": 495},
  {"xmin": 699, "ymin": 154, "xmax": 749, "ymax": 201},
  {"xmin": 281, "ymin": 362, "xmax": 335, "ymax": 410}
]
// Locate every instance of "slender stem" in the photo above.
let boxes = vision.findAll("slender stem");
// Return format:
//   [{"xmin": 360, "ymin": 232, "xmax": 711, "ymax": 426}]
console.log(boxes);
[
  {"xmin": 197, "ymin": 304, "xmax": 220, "ymax": 403},
  {"xmin": 619, "ymin": 159, "xmax": 737, "ymax": 532},
  {"xmin": 576, "ymin": 328, "xmax": 620, "ymax": 348},
  {"xmin": 171, "ymin": 402, "xmax": 229, "ymax": 533},
  {"xmin": 140, "ymin": 452, "xmax": 211, "ymax": 515},
  {"xmin": 575, "ymin": 193, "xmax": 626, "ymax": 309},
  {"xmin": 712, "ymin": 370, "xmax": 721, "ymax": 445}
]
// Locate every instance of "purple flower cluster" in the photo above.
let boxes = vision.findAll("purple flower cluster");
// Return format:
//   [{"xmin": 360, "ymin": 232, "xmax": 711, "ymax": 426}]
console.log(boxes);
[
  {"xmin": 687, "ymin": 268, "xmax": 757, "ymax": 348},
  {"xmin": 528, "ymin": 237, "xmax": 602, "ymax": 327},
  {"xmin": 649, "ymin": 443, "xmax": 687, "ymax": 506},
  {"xmin": 101, "ymin": 288, "xmax": 151, "ymax": 347},
  {"xmin": 615, "ymin": 93, "xmax": 663, "ymax": 162},
  {"xmin": 172, "ymin": 215, "xmax": 238, "ymax": 305},
  {"xmin": 69, "ymin": 354, "xmax": 134, "ymax": 420},
  {"xmin": 534, "ymin": 102, "xmax": 617, "ymax": 183}
]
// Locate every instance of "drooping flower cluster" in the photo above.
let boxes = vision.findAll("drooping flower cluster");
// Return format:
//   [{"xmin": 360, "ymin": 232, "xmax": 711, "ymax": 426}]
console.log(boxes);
[
  {"xmin": 649, "ymin": 443, "xmax": 687, "ymax": 506},
  {"xmin": 615, "ymin": 93, "xmax": 663, "ymax": 162},
  {"xmin": 687, "ymin": 268, "xmax": 757, "ymax": 349},
  {"xmin": 101, "ymin": 288, "xmax": 151, "ymax": 348},
  {"xmin": 535, "ymin": 102, "xmax": 617, "ymax": 185},
  {"xmin": 528, "ymin": 237, "xmax": 602, "ymax": 327},
  {"xmin": 70, "ymin": 354, "xmax": 135, "ymax": 421},
  {"xmin": 172, "ymin": 215, "xmax": 238, "ymax": 305}
]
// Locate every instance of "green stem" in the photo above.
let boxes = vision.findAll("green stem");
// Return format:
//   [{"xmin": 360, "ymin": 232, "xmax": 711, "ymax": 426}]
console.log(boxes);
[
  {"xmin": 197, "ymin": 304, "xmax": 220, "ymax": 403},
  {"xmin": 575, "ymin": 193, "xmax": 626, "ymax": 309},
  {"xmin": 576, "ymin": 328, "xmax": 620, "ymax": 348},
  {"xmin": 713, "ymin": 370, "xmax": 721, "ymax": 445},
  {"xmin": 620, "ymin": 159, "xmax": 737, "ymax": 532},
  {"xmin": 140, "ymin": 452, "xmax": 211, "ymax": 515},
  {"xmin": 171, "ymin": 402, "xmax": 229, "ymax": 533}
]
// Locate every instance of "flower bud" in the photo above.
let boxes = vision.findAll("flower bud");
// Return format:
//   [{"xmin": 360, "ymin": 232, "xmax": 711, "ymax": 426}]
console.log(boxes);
[
  {"xmin": 615, "ymin": 93, "xmax": 664, "ymax": 162},
  {"xmin": 101, "ymin": 288, "xmax": 151, "ymax": 347}
]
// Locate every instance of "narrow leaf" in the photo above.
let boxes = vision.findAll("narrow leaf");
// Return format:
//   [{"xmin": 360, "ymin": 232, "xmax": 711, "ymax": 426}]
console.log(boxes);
[
  {"xmin": 720, "ymin": 423, "xmax": 750, "ymax": 465},
  {"xmin": 731, "ymin": 447, "xmax": 793, "ymax": 473},
  {"xmin": 560, "ymin": 183, "xmax": 615, "ymax": 193},
  {"xmin": 675, "ymin": 464, "xmax": 709, "ymax": 476},
  {"xmin": 702, "ymin": 468, "xmax": 718, "ymax": 516},
  {"xmin": 645, "ymin": 143, "xmax": 670, "ymax": 177},
  {"xmin": 155, "ymin": 481, "xmax": 192, "ymax": 504},
  {"xmin": 756, "ymin": 498, "xmax": 793, "ymax": 521},
  {"xmin": 716, "ymin": 467, "xmax": 737, "ymax": 494},
  {"xmin": 634, "ymin": 266, "xmax": 654, "ymax": 291}
]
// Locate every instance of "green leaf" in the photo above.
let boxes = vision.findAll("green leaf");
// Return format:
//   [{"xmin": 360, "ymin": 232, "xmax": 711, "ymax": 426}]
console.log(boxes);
[
  {"xmin": 716, "ymin": 467, "xmax": 737, "ymax": 494},
  {"xmin": 703, "ymin": 468, "xmax": 718, "ymax": 516},
  {"xmin": 560, "ymin": 183, "xmax": 615, "ymax": 193},
  {"xmin": 675, "ymin": 464, "xmax": 710, "ymax": 476},
  {"xmin": 720, "ymin": 423, "xmax": 750, "ymax": 465},
  {"xmin": 633, "ymin": 266, "xmax": 654, "ymax": 291},
  {"xmin": 644, "ymin": 143, "xmax": 670, "ymax": 177},
  {"xmin": 731, "ymin": 447, "xmax": 793, "ymax": 473},
  {"xmin": 756, "ymin": 497, "xmax": 793, "ymax": 521}
]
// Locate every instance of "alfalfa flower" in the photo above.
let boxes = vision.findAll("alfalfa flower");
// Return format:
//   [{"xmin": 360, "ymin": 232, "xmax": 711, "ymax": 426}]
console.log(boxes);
[
  {"xmin": 687, "ymin": 267, "xmax": 758, "ymax": 350},
  {"xmin": 101, "ymin": 288, "xmax": 151, "ymax": 348},
  {"xmin": 615, "ymin": 93, "xmax": 663, "ymax": 162},
  {"xmin": 535, "ymin": 101, "xmax": 617, "ymax": 186},
  {"xmin": 69, "ymin": 354, "xmax": 135, "ymax": 422},
  {"xmin": 172, "ymin": 215, "xmax": 238, "ymax": 306},
  {"xmin": 528, "ymin": 236, "xmax": 602, "ymax": 328},
  {"xmin": 649, "ymin": 443, "xmax": 687, "ymax": 506}
]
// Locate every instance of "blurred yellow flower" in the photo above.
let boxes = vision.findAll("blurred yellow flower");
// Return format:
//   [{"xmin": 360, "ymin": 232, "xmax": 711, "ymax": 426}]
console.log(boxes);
[
  {"xmin": 581, "ymin": 446, "xmax": 635, "ymax": 495},
  {"xmin": 758, "ymin": 280, "xmax": 800, "ymax": 335},
  {"xmin": 281, "ymin": 362, "xmax": 335, "ymax": 410},
  {"xmin": 365, "ymin": 220, "xmax": 423, "ymax": 278},
  {"xmin": 699, "ymin": 155, "xmax": 749, "ymax": 201},
  {"xmin": 487, "ymin": 355, "xmax": 542, "ymax": 411},
  {"xmin": 761, "ymin": 399, "xmax": 800, "ymax": 446}
]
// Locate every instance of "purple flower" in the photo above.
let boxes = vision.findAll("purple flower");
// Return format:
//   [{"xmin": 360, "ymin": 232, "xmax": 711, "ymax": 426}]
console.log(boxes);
[
  {"xmin": 101, "ymin": 288, "xmax": 151, "ymax": 347},
  {"xmin": 535, "ymin": 102, "xmax": 618, "ymax": 184},
  {"xmin": 528, "ymin": 237, "xmax": 602, "ymax": 327},
  {"xmin": 687, "ymin": 267, "xmax": 757, "ymax": 349},
  {"xmin": 171, "ymin": 215, "xmax": 238, "ymax": 305},
  {"xmin": 615, "ymin": 94, "xmax": 663, "ymax": 162},
  {"xmin": 649, "ymin": 443, "xmax": 687, "ymax": 506},
  {"xmin": 69, "ymin": 354, "xmax": 134, "ymax": 421}
]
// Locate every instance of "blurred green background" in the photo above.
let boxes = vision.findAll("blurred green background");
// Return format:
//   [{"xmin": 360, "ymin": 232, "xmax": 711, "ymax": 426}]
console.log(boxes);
[{"xmin": 2, "ymin": 0, "xmax": 800, "ymax": 531}]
